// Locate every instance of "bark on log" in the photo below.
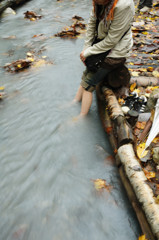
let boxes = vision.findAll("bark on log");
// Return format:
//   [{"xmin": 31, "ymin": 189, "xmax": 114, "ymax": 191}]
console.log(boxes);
[
  {"xmin": 130, "ymin": 77, "xmax": 159, "ymax": 87},
  {"xmin": 102, "ymin": 86, "xmax": 124, "ymax": 119},
  {"xmin": 116, "ymin": 117, "xmax": 134, "ymax": 146},
  {"xmin": 96, "ymin": 85, "xmax": 118, "ymax": 152},
  {"xmin": 0, "ymin": 0, "xmax": 30, "ymax": 15},
  {"xmin": 102, "ymin": 87, "xmax": 134, "ymax": 147},
  {"xmin": 118, "ymin": 144, "xmax": 159, "ymax": 240},
  {"xmin": 118, "ymin": 164, "xmax": 156, "ymax": 240}
]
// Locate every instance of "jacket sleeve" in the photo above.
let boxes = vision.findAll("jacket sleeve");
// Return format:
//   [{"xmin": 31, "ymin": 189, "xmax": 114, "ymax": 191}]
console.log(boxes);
[
  {"xmin": 83, "ymin": 8, "xmax": 97, "ymax": 50},
  {"xmin": 83, "ymin": 5, "xmax": 134, "ymax": 58}
]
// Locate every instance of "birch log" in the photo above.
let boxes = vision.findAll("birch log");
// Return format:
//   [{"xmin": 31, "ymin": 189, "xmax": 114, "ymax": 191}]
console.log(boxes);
[
  {"xmin": 130, "ymin": 77, "xmax": 159, "ymax": 87},
  {"xmin": 118, "ymin": 144, "xmax": 159, "ymax": 240},
  {"xmin": 102, "ymin": 86, "xmax": 134, "ymax": 146}
]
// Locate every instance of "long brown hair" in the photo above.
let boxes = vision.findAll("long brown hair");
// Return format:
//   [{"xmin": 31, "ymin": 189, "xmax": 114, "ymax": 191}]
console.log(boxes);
[{"xmin": 92, "ymin": 0, "xmax": 119, "ymax": 21}]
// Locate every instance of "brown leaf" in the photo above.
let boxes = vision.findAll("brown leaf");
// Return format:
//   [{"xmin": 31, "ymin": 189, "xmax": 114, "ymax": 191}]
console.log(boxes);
[{"xmin": 24, "ymin": 11, "xmax": 42, "ymax": 20}]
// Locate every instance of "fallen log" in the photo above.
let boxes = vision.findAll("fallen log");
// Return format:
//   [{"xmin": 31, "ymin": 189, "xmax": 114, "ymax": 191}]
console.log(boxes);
[
  {"xmin": 0, "ymin": 0, "xmax": 31, "ymax": 15},
  {"xmin": 130, "ymin": 77, "xmax": 159, "ymax": 87},
  {"xmin": 102, "ymin": 86, "xmax": 134, "ymax": 147},
  {"xmin": 118, "ymin": 144, "xmax": 159, "ymax": 240}
]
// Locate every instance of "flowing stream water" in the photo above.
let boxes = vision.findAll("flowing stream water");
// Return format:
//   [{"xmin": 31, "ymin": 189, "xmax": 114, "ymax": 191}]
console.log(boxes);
[{"xmin": 0, "ymin": 0, "xmax": 141, "ymax": 239}]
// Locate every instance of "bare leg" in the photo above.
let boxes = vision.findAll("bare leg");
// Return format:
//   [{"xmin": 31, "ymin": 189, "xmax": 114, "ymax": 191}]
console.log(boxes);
[
  {"xmin": 73, "ymin": 85, "xmax": 84, "ymax": 102},
  {"xmin": 80, "ymin": 90, "xmax": 93, "ymax": 116}
]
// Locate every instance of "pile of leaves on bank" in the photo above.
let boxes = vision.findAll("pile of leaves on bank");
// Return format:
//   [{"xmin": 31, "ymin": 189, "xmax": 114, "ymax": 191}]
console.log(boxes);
[
  {"xmin": 127, "ymin": 2, "xmax": 159, "ymax": 78},
  {"xmin": 117, "ymin": 2, "xmax": 159, "ymax": 203}
]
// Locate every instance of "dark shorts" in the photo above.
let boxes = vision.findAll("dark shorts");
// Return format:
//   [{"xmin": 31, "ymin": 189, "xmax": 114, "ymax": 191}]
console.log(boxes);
[{"xmin": 80, "ymin": 67, "xmax": 112, "ymax": 92}]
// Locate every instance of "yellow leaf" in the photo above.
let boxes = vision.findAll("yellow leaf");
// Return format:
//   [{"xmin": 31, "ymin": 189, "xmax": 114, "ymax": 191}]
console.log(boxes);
[
  {"xmin": 129, "ymin": 62, "xmax": 134, "ymax": 65},
  {"xmin": 93, "ymin": 179, "xmax": 112, "ymax": 191},
  {"xmin": 137, "ymin": 142, "xmax": 148, "ymax": 159},
  {"xmin": 131, "ymin": 72, "xmax": 139, "ymax": 77},
  {"xmin": 138, "ymin": 235, "xmax": 148, "ymax": 240},
  {"xmin": 130, "ymin": 82, "xmax": 136, "ymax": 91},
  {"xmin": 17, "ymin": 64, "xmax": 21, "ymax": 68},
  {"xmin": 143, "ymin": 169, "xmax": 156, "ymax": 179},
  {"xmin": 27, "ymin": 57, "xmax": 34, "ymax": 62},
  {"xmin": 30, "ymin": 18, "xmax": 36, "ymax": 21},
  {"xmin": 139, "ymin": 68, "xmax": 147, "ymax": 72},
  {"xmin": 0, "ymin": 86, "xmax": 5, "ymax": 90},
  {"xmin": 142, "ymin": 32, "xmax": 148, "ymax": 35},
  {"xmin": 32, "ymin": 59, "xmax": 46, "ymax": 68},
  {"xmin": 147, "ymin": 66, "xmax": 154, "ymax": 72},
  {"xmin": 133, "ymin": 88, "xmax": 141, "ymax": 94},
  {"xmin": 152, "ymin": 137, "xmax": 159, "ymax": 143}
]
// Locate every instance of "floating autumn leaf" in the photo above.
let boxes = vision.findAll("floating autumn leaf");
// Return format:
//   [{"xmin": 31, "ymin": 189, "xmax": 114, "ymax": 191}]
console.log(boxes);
[
  {"xmin": 32, "ymin": 59, "xmax": 50, "ymax": 68},
  {"xmin": 0, "ymin": 86, "xmax": 6, "ymax": 99},
  {"xmin": 32, "ymin": 34, "xmax": 44, "ymax": 38},
  {"xmin": 71, "ymin": 22, "xmax": 86, "ymax": 30},
  {"xmin": 130, "ymin": 82, "xmax": 136, "ymax": 92},
  {"xmin": 4, "ymin": 59, "xmax": 32, "ymax": 73},
  {"xmin": 92, "ymin": 179, "xmax": 112, "ymax": 191},
  {"xmin": 138, "ymin": 235, "xmax": 148, "ymax": 240},
  {"xmin": 137, "ymin": 142, "xmax": 149, "ymax": 159},
  {"xmin": 54, "ymin": 29, "xmax": 80, "ymax": 38},
  {"xmin": 24, "ymin": 11, "xmax": 42, "ymax": 20},
  {"xmin": 72, "ymin": 15, "xmax": 84, "ymax": 21}
]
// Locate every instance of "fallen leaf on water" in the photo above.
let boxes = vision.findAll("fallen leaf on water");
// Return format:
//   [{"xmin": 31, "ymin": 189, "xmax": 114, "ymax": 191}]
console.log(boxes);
[
  {"xmin": 24, "ymin": 11, "xmax": 42, "ymax": 20},
  {"xmin": 72, "ymin": 15, "xmax": 84, "ymax": 21},
  {"xmin": 32, "ymin": 59, "xmax": 46, "ymax": 67},
  {"xmin": 92, "ymin": 179, "xmax": 112, "ymax": 191}
]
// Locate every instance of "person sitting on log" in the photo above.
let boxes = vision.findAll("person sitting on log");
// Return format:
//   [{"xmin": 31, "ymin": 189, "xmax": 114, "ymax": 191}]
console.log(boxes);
[{"xmin": 73, "ymin": 0, "xmax": 135, "ymax": 117}]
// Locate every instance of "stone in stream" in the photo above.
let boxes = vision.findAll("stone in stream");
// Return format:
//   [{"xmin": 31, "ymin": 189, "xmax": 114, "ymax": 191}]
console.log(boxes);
[{"xmin": 1, "ymin": 7, "xmax": 16, "ymax": 18}]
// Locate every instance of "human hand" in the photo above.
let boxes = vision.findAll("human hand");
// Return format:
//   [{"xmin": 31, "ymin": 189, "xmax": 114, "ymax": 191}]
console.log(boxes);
[{"xmin": 80, "ymin": 51, "xmax": 86, "ymax": 63}]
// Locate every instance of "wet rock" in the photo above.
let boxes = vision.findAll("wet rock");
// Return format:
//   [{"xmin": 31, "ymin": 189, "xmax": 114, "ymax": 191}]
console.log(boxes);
[{"xmin": 1, "ymin": 7, "xmax": 16, "ymax": 18}]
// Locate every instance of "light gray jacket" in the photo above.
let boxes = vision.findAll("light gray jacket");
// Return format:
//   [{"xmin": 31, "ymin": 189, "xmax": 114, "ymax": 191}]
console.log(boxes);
[{"xmin": 83, "ymin": 0, "xmax": 135, "ymax": 58}]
